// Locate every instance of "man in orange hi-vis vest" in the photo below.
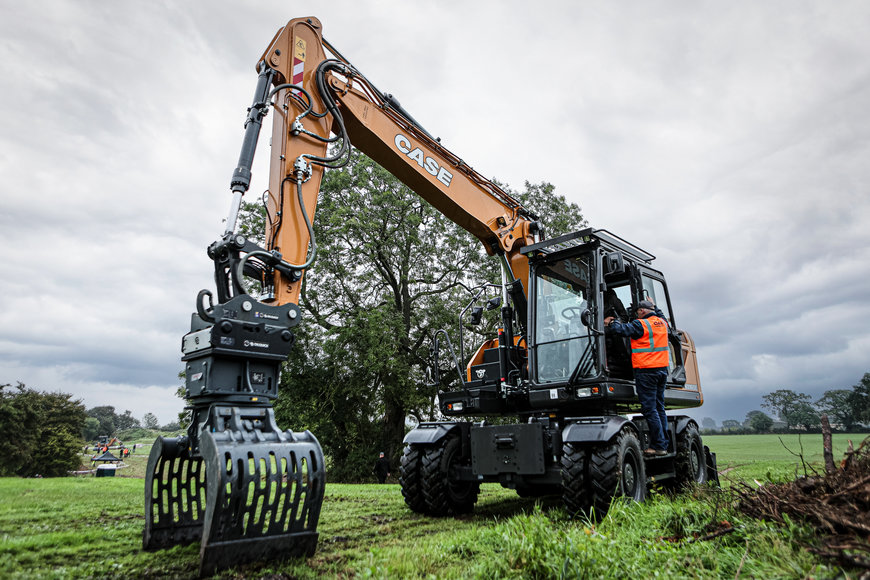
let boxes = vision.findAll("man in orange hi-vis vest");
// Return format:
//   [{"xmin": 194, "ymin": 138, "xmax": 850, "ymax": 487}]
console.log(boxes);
[{"xmin": 604, "ymin": 299, "xmax": 670, "ymax": 456}]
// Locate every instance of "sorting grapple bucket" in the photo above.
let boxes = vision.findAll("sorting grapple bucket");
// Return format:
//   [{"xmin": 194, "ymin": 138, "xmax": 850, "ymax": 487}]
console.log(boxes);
[
  {"xmin": 144, "ymin": 293, "xmax": 325, "ymax": 576},
  {"xmin": 144, "ymin": 410, "xmax": 324, "ymax": 576}
]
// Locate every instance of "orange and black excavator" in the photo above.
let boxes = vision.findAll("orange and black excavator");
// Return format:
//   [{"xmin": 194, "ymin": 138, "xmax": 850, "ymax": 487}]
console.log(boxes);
[{"xmin": 144, "ymin": 16, "xmax": 716, "ymax": 575}]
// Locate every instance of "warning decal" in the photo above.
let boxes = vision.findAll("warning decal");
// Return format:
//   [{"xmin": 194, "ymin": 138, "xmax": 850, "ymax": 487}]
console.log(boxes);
[
  {"xmin": 291, "ymin": 38, "xmax": 306, "ymax": 95},
  {"xmin": 294, "ymin": 38, "xmax": 307, "ymax": 60}
]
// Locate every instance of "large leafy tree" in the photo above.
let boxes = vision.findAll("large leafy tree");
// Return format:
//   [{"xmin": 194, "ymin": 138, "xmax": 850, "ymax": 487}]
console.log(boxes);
[
  {"xmin": 0, "ymin": 383, "xmax": 86, "ymax": 477},
  {"xmin": 142, "ymin": 412, "xmax": 160, "ymax": 430},
  {"xmin": 270, "ymin": 149, "xmax": 583, "ymax": 480},
  {"xmin": 848, "ymin": 373, "xmax": 870, "ymax": 425},
  {"xmin": 790, "ymin": 402, "xmax": 820, "ymax": 431},
  {"xmin": 82, "ymin": 417, "xmax": 101, "ymax": 440},
  {"xmin": 745, "ymin": 410, "xmax": 773, "ymax": 433},
  {"xmin": 816, "ymin": 389, "xmax": 859, "ymax": 431},
  {"xmin": 115, "ymin": 409, "xmax": 141, "ymax": 431},
  {"xmin": 762, "ymin": 389, "xmax": 813, "ymax": 430}
]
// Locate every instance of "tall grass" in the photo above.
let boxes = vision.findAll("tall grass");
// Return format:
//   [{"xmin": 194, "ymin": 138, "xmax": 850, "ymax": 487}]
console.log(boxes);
[{"xmin": 347, "ymin": 490, "xmax": 840, "ymax": 579}]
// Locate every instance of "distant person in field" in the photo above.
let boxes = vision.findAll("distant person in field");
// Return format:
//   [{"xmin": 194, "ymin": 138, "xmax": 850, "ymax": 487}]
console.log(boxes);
[
  {"xmin": 605, "ymin": 299, "xmax": 670, "ymax": 456},
  {"xmin": 373, "ymin": 452, "xmax": 391, "ymax": 484}
]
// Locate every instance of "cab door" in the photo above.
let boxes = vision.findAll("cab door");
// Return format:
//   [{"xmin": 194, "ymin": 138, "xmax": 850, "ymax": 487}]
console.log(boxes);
[{"xmin": 636, "ymin": 266, "xmax": 688, "ymax": 386}]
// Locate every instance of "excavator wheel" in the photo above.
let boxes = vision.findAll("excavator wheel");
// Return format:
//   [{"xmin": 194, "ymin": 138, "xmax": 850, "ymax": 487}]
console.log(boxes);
[
  {"xmin": 588, "ymin": 427, "xmax": 647, "ymax": 518},
  {"xmin": 399, "ymin": 444, "xmax": 427, "ymax": 513},
  {"xmin": 143, "ymin": 407, "xmax": 325, "ymax": 576},
  {"xmin": 672, "ymin": 423, "xmax": 707, "ymax": 488},
  {"xmin": 560, "ymin": 442, "xmax": 590, "ymax": 514},
  {"xmin": 420, "ymin": 435, "xmax": 479, "ymax": 516}
]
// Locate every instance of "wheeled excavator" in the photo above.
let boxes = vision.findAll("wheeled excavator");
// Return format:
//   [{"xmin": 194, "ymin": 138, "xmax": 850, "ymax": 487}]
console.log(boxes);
[{"xmin": 143, "ymin": 16, "xmax": 718, "ymax": 576}]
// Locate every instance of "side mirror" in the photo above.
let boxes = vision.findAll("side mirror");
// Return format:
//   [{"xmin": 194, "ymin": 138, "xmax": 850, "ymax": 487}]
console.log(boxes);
[
  {"xmin": 580, "ymin": 309, "xmax": 593, "ymax": 327},
  {"xmin": 603, "ymin": 252, "xmax": 625, "ymax": 276},
  {"xmin": 468, "ymin": 306, "xmax": 484, "ymax": 325},
  {"xmin": 485, "ymin": 296, "xmax": 502, "ymax": 311}
]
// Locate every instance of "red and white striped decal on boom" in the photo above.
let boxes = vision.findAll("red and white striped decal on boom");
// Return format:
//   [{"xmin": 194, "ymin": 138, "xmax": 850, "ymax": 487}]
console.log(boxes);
[
  {"xmin": 292, "ymin": 37, "xmax": 306, "ymax": 96},
  {"xmin": 291, "ymin": 58, "xmax": 304, "ymax": 94}
]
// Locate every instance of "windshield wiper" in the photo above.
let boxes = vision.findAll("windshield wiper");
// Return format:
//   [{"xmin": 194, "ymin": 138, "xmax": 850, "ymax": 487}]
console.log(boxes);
[{"xmin": 568, "ymin": 340, "xmax": 596, "ymax": 385}]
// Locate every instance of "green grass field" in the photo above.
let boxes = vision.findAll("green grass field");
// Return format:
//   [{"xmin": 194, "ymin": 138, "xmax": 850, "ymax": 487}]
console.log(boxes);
[
  {"xmin": 0, "ymin": 433, "xmax": 863, "ymax": 579},
  {"xmin": 706, "ymin": 433, "xmax": 858, "ymax": 464},
  {"xmin": 705, "ymin": 433, "xmax": 860, "ymax": 483}
]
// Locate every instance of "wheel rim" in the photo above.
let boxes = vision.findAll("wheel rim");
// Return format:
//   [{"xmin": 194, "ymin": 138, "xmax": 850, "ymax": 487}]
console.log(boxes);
[
  {"xmin": 691, "ymin": 442, "xmax": 702, "ymax": 480},
  {"xmin": 623, "ymin": 461, "xmax": 636, "ymax": 493},
  {"xmin": 622, "ymin": 450, "xmax": 641, "ymax": 499}
]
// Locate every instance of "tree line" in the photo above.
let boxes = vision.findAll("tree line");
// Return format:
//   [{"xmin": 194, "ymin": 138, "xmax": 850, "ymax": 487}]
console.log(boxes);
[
  {"xmin": 702, "ymin": 373, "xmax": 870, "ymax": 433},
  {"xmin": 82, "ymin": 405, "xmax": 180, "ymax": 440},
  {"xmin": 0, "ymin": 382, "xmax": 182, "ymax": 477}
]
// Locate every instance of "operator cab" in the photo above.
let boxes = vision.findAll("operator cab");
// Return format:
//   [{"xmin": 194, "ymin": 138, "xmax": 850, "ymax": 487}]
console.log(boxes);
[
  {"xmin": 522, "ymin": 228, "xmax": 701, "ymax": 413},
  {"xmin": 435, "ymin": 228, "xmax": 702, "ymax": 418}
]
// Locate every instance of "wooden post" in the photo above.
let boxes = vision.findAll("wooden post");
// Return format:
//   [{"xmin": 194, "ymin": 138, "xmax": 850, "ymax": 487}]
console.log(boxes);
[{"xmin": 820, "ymin": 413, "xmax": 835, "ymax": 474}]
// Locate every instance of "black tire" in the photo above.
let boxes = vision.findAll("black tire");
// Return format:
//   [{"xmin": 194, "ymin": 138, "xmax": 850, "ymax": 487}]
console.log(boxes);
[
  {"xmin": 673, "ymin": 424, "xmax": 707, "ymax": 488},
  {"xmin": 399, "ymin": 444, "xmax": 426, "ymax": 513},
  {"xmin": 420, "ymin": 435, "xmax": 479, "ymax": 516},
  {"xmin": 560, "ymin": 442, "xmax": 590, "ymax": 515},
  {"xmin": 588, "ymin": 428, "xmax": 647, "ymax": 518}
]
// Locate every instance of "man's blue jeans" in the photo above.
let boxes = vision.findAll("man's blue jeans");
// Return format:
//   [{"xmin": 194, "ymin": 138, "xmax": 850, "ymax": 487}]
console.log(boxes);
[{"xmin": 635, "ymin": 368, "xmax": 669, "ymax": 451}]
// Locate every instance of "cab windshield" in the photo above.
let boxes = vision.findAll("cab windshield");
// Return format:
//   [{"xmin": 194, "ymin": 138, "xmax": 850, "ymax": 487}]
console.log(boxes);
[{"xmin": 533, "ymin": 253, "xmax": 596, "ymax": 384}]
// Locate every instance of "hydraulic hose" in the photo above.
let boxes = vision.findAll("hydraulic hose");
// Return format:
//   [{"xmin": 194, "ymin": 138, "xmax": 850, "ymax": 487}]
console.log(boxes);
[
  {"xmin": 294, "ymin": 60, "xmax": 351, "ymax": 170},
  {"xmin": 235, "ymin": 178, "xmax": 317, "ymax": 288}
]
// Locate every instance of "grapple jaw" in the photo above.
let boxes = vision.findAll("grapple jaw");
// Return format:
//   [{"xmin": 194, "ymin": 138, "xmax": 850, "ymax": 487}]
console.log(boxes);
[
  {"xmin": 144, "ymin": 406, "xmax": 325, "ymax": 576},
  {"xmin": 144, "ymin": 292, "xmax": 325, "ymax": 576},
  {"xmin": 143, "ymin": 436, "xmax": 206, "ymax": 550}
]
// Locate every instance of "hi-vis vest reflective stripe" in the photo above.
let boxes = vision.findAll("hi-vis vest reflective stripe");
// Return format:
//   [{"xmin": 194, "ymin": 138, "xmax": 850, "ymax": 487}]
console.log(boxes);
[{"xmin": 630, "ymin": 316, "xmax": 669, "ymax": 368}]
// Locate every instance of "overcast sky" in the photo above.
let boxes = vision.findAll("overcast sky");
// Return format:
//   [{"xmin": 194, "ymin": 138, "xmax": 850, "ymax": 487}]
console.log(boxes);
[{"xmin": 2, "ymin": 1, "xmax": 869, "ymax": 426}]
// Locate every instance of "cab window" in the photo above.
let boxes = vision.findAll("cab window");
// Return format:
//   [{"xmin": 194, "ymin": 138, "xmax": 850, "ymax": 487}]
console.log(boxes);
[{"xmin": 641, "ymin": 275, "xmax": 673, "ymax": 326}]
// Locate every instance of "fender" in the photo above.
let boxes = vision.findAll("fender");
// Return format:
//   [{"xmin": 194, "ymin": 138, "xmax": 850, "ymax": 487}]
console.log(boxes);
[
  {"xmin": 673, "ymin": 415, "xmax": 698, "ymax": 436},
  {"xmin": 562, "ymin": 416, "xmax": 638, "ymax": 444},
  {"xmin": 403, "ymin": 421, "xmax": 464, "ymax": 445}
]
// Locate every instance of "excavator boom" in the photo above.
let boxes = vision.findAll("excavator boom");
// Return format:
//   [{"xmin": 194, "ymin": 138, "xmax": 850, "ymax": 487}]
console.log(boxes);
[{"xmin": 259, "ymin": 17, "xmax": 540, "ymax": 306}]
